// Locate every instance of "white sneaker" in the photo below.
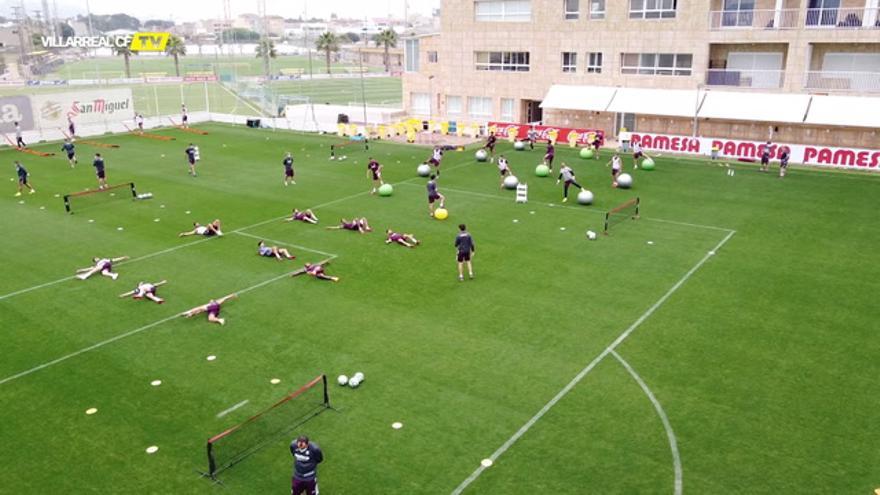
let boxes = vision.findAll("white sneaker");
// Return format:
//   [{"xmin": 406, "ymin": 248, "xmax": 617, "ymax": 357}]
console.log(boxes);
[{"xmin": 111, "ymin": 273, "xmax": 118, "ymax": 280}]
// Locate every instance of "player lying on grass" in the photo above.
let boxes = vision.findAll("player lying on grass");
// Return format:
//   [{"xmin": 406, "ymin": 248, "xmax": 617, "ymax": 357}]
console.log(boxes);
[
  {"xmin": 367, "ymin": 157, "xmax": 383, "ymax": 194},
  {"xmin": 179, "ymin": 220, "xmax": 223, "ymax": 237},
  {"xmin": 285, "ymin": 208, "xmax": 318, "ymax": 224},
  {"xmin": 181, "ymin": 293, "xmax": 237, "ymax": 325},
  {"xmin": 119, "ymin": 280, "xmax": 167, "ymax": 304},
  {"xmin": 497, "ymin": 155, "xmax": 513, "ymax": 189},
  {"xmin": 258, "ymin": 240, "xmax": 296, "ymax": 260},
  {"xmin": 385, "ymin": 229, "xmax": 420, "ymax": 248},
  {"xmin": 427, "ymin": 175, "xmax": 446, "ymax": 217},
  {"xmin": 556, "ymin": 163, "xmax": 585, "ymax": 202},
  {"xmin": 326, "ymin": 217, "xmax": 372, "ymax": 233},
  {"xmin": 607, "ymin": 154, "xmax": 623, "ymax": 187},
  {"xmin": 291, "ymin": 261, "xmax": 339, "ymax": 282},
  {"xmin": 14, "ymin": 161, "xmax": 35, "ymax": 196},
  {"xmin": 425, "ymin": 147, "xmax": 443, "ymax": 176},
  {"xmin": 76, "ymin": 256, "xmax": 129, "ymax": 280}
]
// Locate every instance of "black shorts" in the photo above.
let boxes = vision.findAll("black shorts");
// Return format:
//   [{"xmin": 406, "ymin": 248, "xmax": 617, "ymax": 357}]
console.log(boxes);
[
  {"xmin": 612, "ymin": 168, "xmax": 620, "ymax": 177},
  {"xmin": 188, "ymin": 158, "xmax": 196, "ymax": 165},
  {"xmin": 372, "ymin": 172, "xmax": 381, "ymax": 181},
  {"xmin": 633, "ymin": 152, "xmax": 643, "ymax": 159},
  {"xmin": 96, "ymin": 170, "xmax": 105, "ymax": 179},
  {"xmin": 285, "ymin": 169, "xmax": 294, "ymax": 177},
  {"xmin": 499, "ymin": 168, "xmax": 509, "ymax": 176},
  {"xmin": 428, "ymin": 193, "xmax": 441, "ymax": 204},
  {"xmin": 761, "ymin": 156, "xmax": 770, "ymax": 165},
  {"xmin": 182, "ymin": 116, "xmax": 188, "ymax": 123},
  {"xmin": 780, "ymin": 160, "xmax": 789, "ymax": 168},
  {"xmin": 67, "ymin": 153, "xmax": 75, "ymax": 159},
  {"xmin": 18, "ymin": 176, "xmax": 27, "ymax": 184},
  {"xmin": 457, "ymin": 251, "xmax": 471, "ymax": 262}
]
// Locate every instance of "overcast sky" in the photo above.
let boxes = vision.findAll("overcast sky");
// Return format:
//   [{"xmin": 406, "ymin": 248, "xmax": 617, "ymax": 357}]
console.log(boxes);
[{"xmin": 7, "ymin": 0, "xmax": 439, "ymax": 22}]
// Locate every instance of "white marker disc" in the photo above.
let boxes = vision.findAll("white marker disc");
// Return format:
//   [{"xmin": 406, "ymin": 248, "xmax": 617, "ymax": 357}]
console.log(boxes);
[
  {"xmin": 559, "ymin": 227, "xmax": 566, "ymax": 231},
  {"xmin": 85, "ymin": 408, "xmax": 98, "ymax": 415},
  {"xmin": 481, "ymin": 458, "xmax": 493, "ymax": 467},
  {"xmin": 647, "ymin": 241, "xmax": 654, "ymax": 245},
  {"xmin": 117, "ymin": 227, "xmax": 124, "ymax": 231},
  {"xmin": 154, "ymin": 218, "xmax": 160, "ymax": 222},
  {"xmin": 185, "ymin": 210, "xmax": 191, "ymax": 214},
  {"xmin": 512, "ymin": 219, "xmax": 519, "ymax": 223},
  {"xmin": 88, "ymin": 219, "xmax": 94, "ymax": 223},
  {"xmin": 391, "ymin": 422, "xmax": 403, "ymax": 430},
  {"xmin": 150, "ymin": 380, "xmax": 162, "ymax": 386},
  {"xmin": 270, "ymin": 378, "xmax": 281, "ymax": 385},
  {"xmin": 206, "ymin": 355, "xmax": 216, "ymax": 361},
  {"xmin": 145, "ymin": 446, "xmax": 159, "ymax": 454}
]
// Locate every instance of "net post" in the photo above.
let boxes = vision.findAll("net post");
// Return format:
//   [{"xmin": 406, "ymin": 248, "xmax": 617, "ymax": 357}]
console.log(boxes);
[
  {"xmin": 364, "ymin": 139, "xmax": 369, "ymax": 151},
  {"xmin": 321, "ymin": 374, "xmax": 329, "ymax": 407},
  {"xmin": 634, "ymin": 197, "xmax": 640, "ymax": 219},
  {"xmin": 129, "ymin": 182, "xmax": 137, "ymax": 198},
  {"xmin": 63, "ymin": 194, "xmax": 71, "ymax": 214},
  {"xmin": 603, "ymin": 212, "xmax": 610, "ymax": 235},
  {"xmin": 206, "ymin": 441, "xmax": 217, "ymax": 480}
]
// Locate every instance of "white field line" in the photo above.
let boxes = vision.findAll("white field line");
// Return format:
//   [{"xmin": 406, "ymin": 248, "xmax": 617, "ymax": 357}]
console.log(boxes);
[
  {"xmin": 450, "ymin": 229, "xmax": 735, "ymax": 495},
  {"xmin": 216, "ymin": 399, "xmax": 250, "ymax": 418},
  {"xmin": 611, "ymin": 350, "xmax": 682, "ymax": 495},
  {"xmin": 402, "ymin": 183, "xmax": 735, "ymax": 233},
  {"xmin": 0, "ymin": 261, "xmax": 332, "ymax": 388},
  {"xmin": 232, "ymin": 231, "xmax": 339, "ymax": 259}
]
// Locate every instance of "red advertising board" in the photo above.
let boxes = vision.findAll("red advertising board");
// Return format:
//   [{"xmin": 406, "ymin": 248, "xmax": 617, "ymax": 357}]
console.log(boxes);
[{"xmin": 488, "ymin": 121, "xmax": 605, "ymax": 146}]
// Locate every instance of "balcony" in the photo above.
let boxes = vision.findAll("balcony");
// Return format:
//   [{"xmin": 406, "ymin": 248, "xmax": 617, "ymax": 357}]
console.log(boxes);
[
  {"xmin": 709, "ymin": 9, "xmax": 800, "ymax": 30},
  {"xmin": 804, "ymin": 71, "xmax": 880, "ymax": 92},
  {"xmin": 706, "ymin": 69, "xmax": 785, "ymax": 89},
  {"xmin": 804, "ymin": 7, "xmax": 880, "ymax": 29}
]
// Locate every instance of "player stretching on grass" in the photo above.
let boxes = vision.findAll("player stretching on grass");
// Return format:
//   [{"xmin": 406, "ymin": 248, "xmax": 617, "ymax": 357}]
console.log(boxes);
[
  {"xmin": 543, "ymin": 141, "xmax": 556, "ymax": 172},
  {"xmin": 286, "ymin": 208, "xmax": 319, "ymax": 224},
  {"xmin": 497, "ymin": 155, "xmax": 513, "ymax": 189},
  {"xmin": 185, "ymin": 143, "xmax": 198, "ymax": 177},
  {"xmin": 14, "ymin": 161, "xmax": 35, "ymax": 197},
  {"xmin": 427, "ymin": 174, "xmax": 446, "ymax": 217},
  {"xmin": 455, "ymin": 223, "xmax": 475, "ymax": 281},
  {"xmin": 484, "ymin": 132, "xmax": 497, "ymax": 162},
  {"xmin": 556, "ymin": 163, "xmax": 585, "ymax": 202},
  {"xmin": 385, "ymin": 229, "xmax": 420, "ymax": 248},
  {"xmin": 367, "ymin": 157, "xmax": 383, "ymax": 194},
  {"xmin": 181, "ymin": 293, "xmax": 237, "ymax": 325},
  {"xmin": 608, "ymin": 153, "xmax": 623, "ymax": 187},
  {"xmin": 283, "ymin": 152, "xmax": 296, "ymax": 186},
  {"xmin": 93, "ymin": 153, "xmax": 107, "ymax": 190},
  {"xmin": 76, "ymin": 256, "xmax": 129, "ymax": 280},
  {"xmin": 178, "ymin": 220, "xmax": 223, "ymax": 237},
  {"xmin": 257, "ymin": 240, "xmax": 296, "ymax": 260},
  {"xmin": 292, "ymin": 262, "xmax": 339, "ymax": 282},
  {"xmin": 327, "ymin": 217, "xmax": 372, "ymax": 233},
  {"xmin": 119, "ymin": 280, "xmax": 167, "ymax": 304},
  {"xmin": 426, "ymin": 146, "xmax": 443, "ymax": 176},
  {"xmin": 62, "ymin": 139, "xmax": 77, "ymax": 168}
]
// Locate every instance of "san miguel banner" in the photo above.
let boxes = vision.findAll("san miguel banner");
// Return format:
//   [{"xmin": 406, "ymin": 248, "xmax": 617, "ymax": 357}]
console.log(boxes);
[
  {"xmin": 31, "ymin": 88, "xmax": 134, "ymax": 129},
  {"xmin": 629, "ymin": 131, "xmax": 880, "ymax": 170},
  {"xmin": 489, "ymin": 121, "xmax": 606, "ymax": 146}
]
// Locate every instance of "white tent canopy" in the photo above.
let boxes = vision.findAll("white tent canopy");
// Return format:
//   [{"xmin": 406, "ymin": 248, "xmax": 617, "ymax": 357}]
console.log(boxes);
[
  {"xmin": 698, "ymin": 90, "xmax": 811, "ymax": 124},
  {"xmin": 607, "ymin": 87, "xmax": 704, "ymax": 118},
  {"xmin": 539, "ymin": 85, "xmax": 616, "ymax": 112},
  {"xmin": 804, "ymin": 95, "xmax": 880, "ymax": 128}
]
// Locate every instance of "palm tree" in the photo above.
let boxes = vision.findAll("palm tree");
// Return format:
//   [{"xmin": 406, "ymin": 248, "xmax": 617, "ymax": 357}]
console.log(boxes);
[
  {"xmin": 255, "ymin": 37, "xmax": 277, "ymax": 76},
  {"xmin": 113, "ymin": 45, "xmax": 136, "ymax": 78},
  {"xmin": 315, "ymin": 32, "xmax": 340, "ymax": 75},
  {"xmin": 372, "ymin": 29, "xmax": 398, "ymax": 73},
  {"xmin": 165, "ymin": 35, "xmax": 187, "ymax": 77}
]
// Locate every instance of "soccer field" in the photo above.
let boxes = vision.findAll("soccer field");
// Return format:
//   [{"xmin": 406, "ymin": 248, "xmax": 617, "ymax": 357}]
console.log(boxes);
[{"xmin": 1, "ymin": 124, "xmax": 878, "ymax": 494}]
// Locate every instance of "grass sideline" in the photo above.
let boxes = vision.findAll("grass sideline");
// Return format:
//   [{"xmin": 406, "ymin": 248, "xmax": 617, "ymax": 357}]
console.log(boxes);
[{"xmin": 0, "ymin": 124, "xmax": 878, "ymax": 493}]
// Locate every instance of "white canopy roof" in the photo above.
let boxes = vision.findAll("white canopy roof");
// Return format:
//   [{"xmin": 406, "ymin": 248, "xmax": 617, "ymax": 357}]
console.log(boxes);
[
  {"xmin": 607, "ymin": 87, "xmax": 704, "ymax": 118},
  {"xmin": 539, "ymin": 85, "xmax": 616, "ymax": 112},
  {"xmin": 698, "ymin": 91, "xmax": 811, "ymax": 124},
  {"xmin": 804, "ymin": 95, "xmax": 880, "ymax": 128}
]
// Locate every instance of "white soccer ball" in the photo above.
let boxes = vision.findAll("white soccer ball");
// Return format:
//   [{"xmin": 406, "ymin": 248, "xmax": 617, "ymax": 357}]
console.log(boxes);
[
  {"xmin": 586, "ymin": 230, "xmax": 597, "ymax": 240},
  {"xmin": 514, "ymin": 140, "xmax": 525, "ymax": 151},
  {"xmin": 577, "ymin": 190, "xmax": 594, "ymax": 205},
  {"xmin": 503, "ymin": 175, "xmax": 519, "ymax": 189},
  {"xmin": 475, "ymin": 149, "xmax": 488, "ymax": 162},
  {"xmin": 617, "ymin": 173, "xmax": 633, "ymax": 189},
  {"xmin": 337, "ymin": 375, "xmax": 349, "ymax": 386},
  {"xmin": 417, "ymin": 164, "xmax": 431, "ymax": 177},
  {"xmin": 348, "ymin": 377, "xmax": 361, "ymax": 388},
  {"xmin": 353, "ymin": 372, "xmax": 365, "ymax": 382}
]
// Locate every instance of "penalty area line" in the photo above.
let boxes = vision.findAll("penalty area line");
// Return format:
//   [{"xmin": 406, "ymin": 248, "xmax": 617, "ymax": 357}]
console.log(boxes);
[
  {"xmin": 232, "ymin": 232, "xmax": 338, "ymax": 259},
  {"xmin": 216, "ymin": 400, "xmax": 249, "ymax": 418},
  {"xmin": 450, "ymin": 229, "xmax": 734, "ymax": 495}
]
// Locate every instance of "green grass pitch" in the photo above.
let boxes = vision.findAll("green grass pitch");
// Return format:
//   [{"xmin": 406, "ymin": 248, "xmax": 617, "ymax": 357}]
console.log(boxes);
[{"xmin": 0, "ymin": 125, "xmax": 878, "ymax": 493}]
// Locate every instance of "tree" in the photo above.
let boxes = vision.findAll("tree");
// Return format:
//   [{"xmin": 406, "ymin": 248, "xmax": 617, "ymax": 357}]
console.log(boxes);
[
  {"xmin": 344, "ymin": 32, "xmax": 360, "ymax": 43},
  {"xmin": 144, "ymin": 19, "xmax": 174, "ymax": 30},
  {"xmin": 315, "ymin": 32, "xmax": 340, "ymax": 75},
  {"xmin": 113, "ymin": 45, "xmax": 136, "ymax": 78},
  {"xmin": 372, "ymin": 28, "xmax": 398, "ymax": 72},
  {"xmin": 221, "ymin": 28, "xmax": 260, "ymax": 43},
  {"xmin": 57, "ymin": 23, "xmax": 75, "ymax": 39},
  {"xmin": 255, "ymin": 38, "xmax": 277, "ymax": 76},
  {"xmin": 165, "ymin": 35, "xmax": 186, "ymax": 77}
]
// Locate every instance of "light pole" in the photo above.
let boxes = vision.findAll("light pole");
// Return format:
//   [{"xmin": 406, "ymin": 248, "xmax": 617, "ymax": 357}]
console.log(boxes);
[
  {"xmin": 428, "ymin": 75, "xmax": 434, "ymax": 143},
  {"xmin": 693, "ymin": 83, "xmax": 704, "ymax": 138},
  {"xmin": 358, "ymin": 48, "xmax": 368, "ymax": 130}
]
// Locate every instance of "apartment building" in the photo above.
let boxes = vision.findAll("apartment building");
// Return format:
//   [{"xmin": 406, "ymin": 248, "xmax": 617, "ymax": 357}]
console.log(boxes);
[{"xmin": 402, "ymin": 0, "xmax": 880, "ymax": 148}]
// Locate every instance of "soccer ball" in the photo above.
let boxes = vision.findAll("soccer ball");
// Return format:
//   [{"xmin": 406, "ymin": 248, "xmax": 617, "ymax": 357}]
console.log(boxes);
[
  {"xmin": 349, "ymin": 377, "xmax": 361, "ymax": 388},
  {"xmin": 503, "ymin": 175, "xmax": 519, "ymax": 189},
  {"xmin": 337, "ymin": 375, "xmax": 349, "ymax": 386},
  {"xmin": 617, "ymin": 173, "xmax": 633, "ymax": 189},
  {"xmin": 514, "ymin": 141, "xmax": 525, "ymax": 151},
  {"xmin": 577, "ymin": 190, "xmax": 594, "ymax": 205},
  {"xmin": 475, "ymin": 149, "xmax": 488, "ymax": 162},
  {"xmin": 417, "ymin": 163, "xmax": 431, "ymax": 177},
  {"xmin": 434, "ymin": 208, "xmax": 448, "ymax": 220},
  {"xmin": 353, "ymin": 372, "xmax": 364, "ymax": 382},
  {"xmin": 586, "ymin": 230, "xmax": 597, "ymax": 240}
]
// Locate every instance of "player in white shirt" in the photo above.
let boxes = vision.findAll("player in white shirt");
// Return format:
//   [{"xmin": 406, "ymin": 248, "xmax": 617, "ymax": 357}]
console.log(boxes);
[
  {"xmin": 76, "ymin": 256, "xmax": 129, "ymax": 280},
  {"xmin": 427, "ymin": 147, "xmax": 444, "ymax": 176},
  {"xmin": 497, "ymin": 155, "xmax": 513, "ymax": 189},
  {"xmin": 119, "ymin": 280, "xmax": 167, "ymax": 304},
  {"xmin": 607, "ymin": 154, "xmax": 623, "ymax": 188}
]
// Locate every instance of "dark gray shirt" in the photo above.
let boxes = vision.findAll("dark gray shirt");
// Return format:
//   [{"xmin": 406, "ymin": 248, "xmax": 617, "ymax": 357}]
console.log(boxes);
[
  {"xmin": 290, "ymin": 441, "xmax": 323, "ymax": 481},
  {"xmin": 455, "ymin": 232, "xmax": 474, "ymax": 254}
]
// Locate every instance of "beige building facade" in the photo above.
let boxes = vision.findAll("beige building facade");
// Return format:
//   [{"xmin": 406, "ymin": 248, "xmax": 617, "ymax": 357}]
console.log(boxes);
[{"xmin": 402, "ymin": 0, "xmax": 880, "ymax": 148}]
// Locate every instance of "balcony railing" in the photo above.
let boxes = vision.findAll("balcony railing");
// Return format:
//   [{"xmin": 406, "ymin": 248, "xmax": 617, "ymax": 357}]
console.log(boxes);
[
  {"xmin": 709, "ymin": 9, "xmax": 800, "ymax": 30},
  {"xmin": 804, "ymin": 71, "xmax": 880, "ymax": 92},
  {"xmin": 709, "ymin": 7, "xmax": 880, "ymax": 30},
  {"xmin": 706, "ymin": 69, "xmax": 785, "ymax": 89}
]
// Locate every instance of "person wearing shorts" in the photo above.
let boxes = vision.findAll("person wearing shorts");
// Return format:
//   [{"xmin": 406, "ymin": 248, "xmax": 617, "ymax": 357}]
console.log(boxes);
[
  {"xmin": 290, "ymin": 435, "xmax": 324, "ymax": 495},
  {"xmin": 181, "ymin": 293, "xmax": 237, "ymax": 325},
  {"xmin": 427, "ymin": 175, "xmax": 446, "ymax": 217},
  {"xmin": 455, "ymin": 223, "xmax": 475, "ymax": 281}
]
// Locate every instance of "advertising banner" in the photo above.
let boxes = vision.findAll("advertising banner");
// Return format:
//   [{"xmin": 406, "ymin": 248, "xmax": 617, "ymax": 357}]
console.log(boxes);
[
  {"xmin": 30, "ymin": 88, "xmax": 134, "ymax": 129},
  {"xmin": 488, "ymin": 121, "xmax": 606, "ymax": 146}
]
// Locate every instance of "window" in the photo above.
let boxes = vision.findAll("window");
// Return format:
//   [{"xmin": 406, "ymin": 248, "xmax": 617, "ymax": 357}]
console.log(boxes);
[
  {"xmin": 721, "ymin": 0, "xmax": 755, "ymax": 27},
  {"xmin": 428, "ymin": 51, "xmax": 438, "ymax": 63},
  {"xmin": 587, "ymin": 52, "xmax": 603, "ymax": 73},
  {"xmin": 475, "ymin": 51, "xmax": 530, "ymax": 71},
  {"xmin": 411, "ymin": 92, "xmax": 430, "ymax": 114},
  {"xmin": 501, "ymin": 98, "xmax": 515, "ymax": 120},
  {"xmin": 475, "ymin": 0, "xmax": 532, "ymax": 21},
  {"xmin": 404, "ymin": 39, "xmax": 420, "ymax": 72},
  {"xmin": 565, "ymin": 0, "xmax": 579, "ymax": 19},
  {"xmin": 589, "ymin": 0, "xmax": 606, "ymax": 19},
  {"xmin": 468, "ymin": 96, "xmax": 493, "ymax": 118},
  {"xmin": 629, "ymin": 0, "xmax": 677, "ymax": 19},
  {"xmin": 621, "ymin": 52, "xmax": 692, "ymax": 75},
  {"xmin": 562, "ymin": 52, "xmax": 578, "ymax": 72},
  {"xmin": 447, "ymin": 95, "xmax": 463, "ymax": 116},
  {"xmin": 806, "ymin": 0, "xmax": 840, "ymax": 26}
]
